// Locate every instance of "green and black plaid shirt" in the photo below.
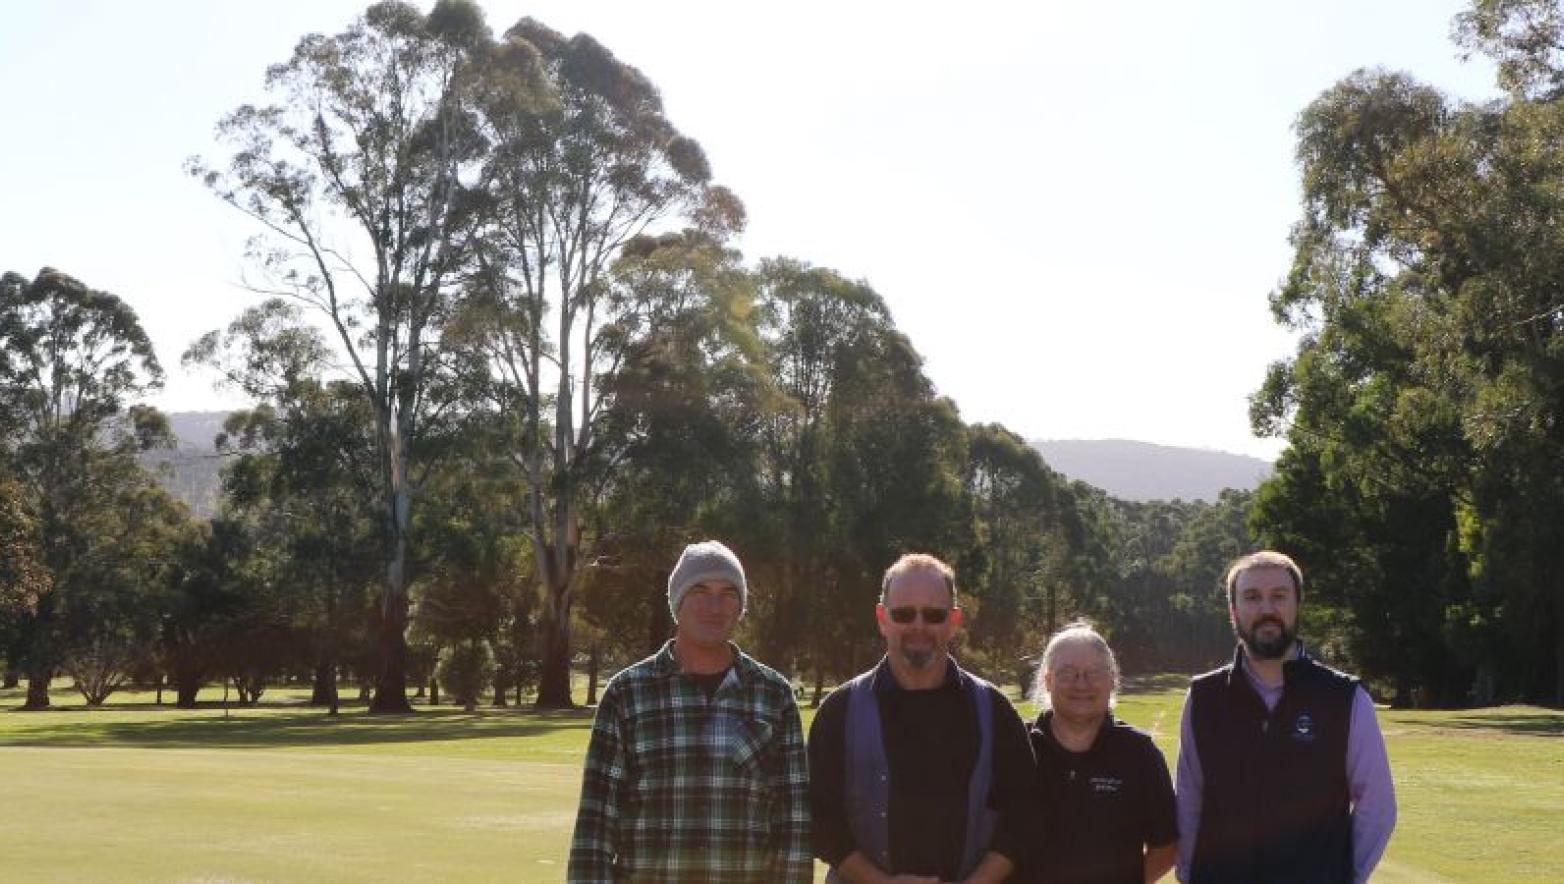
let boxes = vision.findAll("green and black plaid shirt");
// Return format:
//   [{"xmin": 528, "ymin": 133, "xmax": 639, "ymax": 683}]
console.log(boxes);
[{"xmin": 568, "ymin": 640, "xmax": 812, "ymax": 883}]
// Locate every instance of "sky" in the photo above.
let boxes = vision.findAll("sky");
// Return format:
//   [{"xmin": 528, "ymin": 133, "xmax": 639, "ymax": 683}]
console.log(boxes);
[{"xmin": 1, "ymin": 1, "xmax": 1501, "ymax": 460}]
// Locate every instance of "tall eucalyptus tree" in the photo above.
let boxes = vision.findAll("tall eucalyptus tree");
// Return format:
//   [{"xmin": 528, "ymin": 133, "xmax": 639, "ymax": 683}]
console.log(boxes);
[
  {"xmin": 456, "ymin": 20, "xmax": 743, "ymax": 707},
  {"xmin": 189, "ymin": 1, "xmax": 516, "ymax": 710}
]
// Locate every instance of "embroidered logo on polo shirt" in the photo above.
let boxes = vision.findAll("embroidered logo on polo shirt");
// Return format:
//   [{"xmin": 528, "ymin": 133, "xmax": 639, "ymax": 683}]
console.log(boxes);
[
  {"xmin": 1291, "ymin": 711, "xmax": 1317, "ymax": 743},
  {"xmin": 1089, "ymin": 775, "xmax": 1123, "ymax": 794}
]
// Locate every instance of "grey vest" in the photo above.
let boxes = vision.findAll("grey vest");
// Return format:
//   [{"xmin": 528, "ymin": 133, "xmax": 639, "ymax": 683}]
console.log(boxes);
[{"xmin": 825, "ymin": 661, "xmax": 997, "ymax": 882}]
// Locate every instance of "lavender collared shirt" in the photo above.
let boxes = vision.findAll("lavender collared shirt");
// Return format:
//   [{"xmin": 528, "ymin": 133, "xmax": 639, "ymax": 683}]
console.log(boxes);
[{"xmin": 1174, "ymin": 656, "xmax": 1397, "ymax": 883}]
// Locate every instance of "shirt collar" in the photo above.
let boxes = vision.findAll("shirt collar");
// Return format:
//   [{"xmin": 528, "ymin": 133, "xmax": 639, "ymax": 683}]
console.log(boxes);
[
  {"xmin": 650, "ymin": 638, "xmax": 754, "ymax": 683},
  {"xmin": 1032, "ymin": 709, "xmax": 1117, "ymax": 754},
  {"xmin": 1228, "ymin": 640, "xmax": 1313, "ymax": 690}
]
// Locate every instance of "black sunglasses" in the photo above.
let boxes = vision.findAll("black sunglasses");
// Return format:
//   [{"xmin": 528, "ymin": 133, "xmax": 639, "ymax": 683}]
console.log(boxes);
[{"xmin": 887, "ymin": 606, "xmax": 951, "ymax": 625}]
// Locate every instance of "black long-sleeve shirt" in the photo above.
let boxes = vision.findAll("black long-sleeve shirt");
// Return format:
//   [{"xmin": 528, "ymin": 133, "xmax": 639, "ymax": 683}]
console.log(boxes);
[{"xmin": 807, "ymin": 659, "xmax": 1038, "ymax": 879}]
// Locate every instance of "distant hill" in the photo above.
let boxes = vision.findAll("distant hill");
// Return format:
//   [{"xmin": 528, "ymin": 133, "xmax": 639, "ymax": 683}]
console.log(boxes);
[
  {"xmin": 142, "ymin": 411, "xmax": 232, "ymax": 519},
  {"xmin": 1030, "ymin": 439, "xmax": 1271, "ymax": 502},
  {"xmin": 148, "ymin": 414, "xmax": 1270, "ymax": 516}
]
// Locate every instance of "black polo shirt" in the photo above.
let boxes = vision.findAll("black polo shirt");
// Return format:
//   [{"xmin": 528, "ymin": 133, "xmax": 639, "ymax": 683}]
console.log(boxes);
[
  {"xmin": 1023, "ymin": 711, "xmax": 1177, "ymax": 884},
  {"xmin": 808, "ymin": 660, "xmax": 1037, "ymax": 878}
]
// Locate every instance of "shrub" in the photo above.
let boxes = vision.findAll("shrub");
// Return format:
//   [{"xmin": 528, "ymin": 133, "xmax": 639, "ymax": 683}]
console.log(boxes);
[{"xmin": 436, "ymin": 640, "xmax": 495, "ymax": 712}]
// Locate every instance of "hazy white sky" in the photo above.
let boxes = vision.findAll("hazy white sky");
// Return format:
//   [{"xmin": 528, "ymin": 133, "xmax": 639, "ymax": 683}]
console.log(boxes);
[{"xmin": 1, "ymin": 1, "xmax": 1498, "ymax": 459}]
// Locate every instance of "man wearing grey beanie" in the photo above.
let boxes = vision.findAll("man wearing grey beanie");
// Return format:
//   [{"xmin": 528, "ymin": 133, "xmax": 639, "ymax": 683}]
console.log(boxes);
[{"xmin": 569, "ymin": 540, "xmax": 811, "ymax": 883}]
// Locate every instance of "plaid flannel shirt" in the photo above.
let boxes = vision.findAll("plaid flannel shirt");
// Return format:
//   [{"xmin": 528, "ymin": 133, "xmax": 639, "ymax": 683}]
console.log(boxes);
[{"xmin": 568, "ymin": 640, "xmax": 811, "ymax": 883}]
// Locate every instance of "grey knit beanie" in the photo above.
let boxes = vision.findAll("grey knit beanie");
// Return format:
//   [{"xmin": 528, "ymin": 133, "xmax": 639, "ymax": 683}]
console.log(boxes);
[{"xmin": 667, "ymin": 540, "xmax": 748, "ymax": 618}]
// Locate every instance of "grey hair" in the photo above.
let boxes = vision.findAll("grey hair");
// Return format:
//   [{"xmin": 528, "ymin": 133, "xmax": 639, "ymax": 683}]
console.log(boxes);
[
  {"xmin": 1032, "ymin": 620, "xmax": 1121, "ymax": 710},
  {"xmin": 880, "ymin": 553, "xmax": 957, "ymax": 605}
]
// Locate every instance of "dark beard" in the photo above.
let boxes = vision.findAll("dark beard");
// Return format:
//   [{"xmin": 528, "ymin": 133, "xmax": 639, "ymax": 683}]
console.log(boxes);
[
  {"xmin": 901, "ymin": 647, "xmax": 936, "ymax": 669},
  {"xmin": 1239, "ymin": 617, "xmax": 1295, "ymax": 660}
]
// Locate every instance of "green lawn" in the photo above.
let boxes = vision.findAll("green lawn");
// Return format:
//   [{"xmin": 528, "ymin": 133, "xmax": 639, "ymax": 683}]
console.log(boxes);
[
  {"xmin": 1114, "ymin": 677, "xmax": 1564, "ymax": 883},
  {"xmin": 2, "ymin": 679, "xmax": 1559, "ymax": 882}
]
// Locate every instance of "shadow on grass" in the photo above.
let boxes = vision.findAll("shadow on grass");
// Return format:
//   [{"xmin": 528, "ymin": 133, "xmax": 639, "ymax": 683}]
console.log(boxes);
[
  {"xmin": 1423, "ymin": 710, "xmax": 1564, "ymax": 738},
  {"xmin": 0, "ymin": 706, "xmax": 596, "ymax": 750}
]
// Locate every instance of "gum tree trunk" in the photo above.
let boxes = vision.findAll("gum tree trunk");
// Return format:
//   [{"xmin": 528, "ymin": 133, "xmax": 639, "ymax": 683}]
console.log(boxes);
[{"xmin": 22, "ymin": 665, "xmax": 51, "ymax": 710}]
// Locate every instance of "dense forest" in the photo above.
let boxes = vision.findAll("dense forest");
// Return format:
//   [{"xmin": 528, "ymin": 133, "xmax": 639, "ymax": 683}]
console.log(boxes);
[{"xmin": 4, "ymin": 0, "xmax": 1562, "ymax": 712}]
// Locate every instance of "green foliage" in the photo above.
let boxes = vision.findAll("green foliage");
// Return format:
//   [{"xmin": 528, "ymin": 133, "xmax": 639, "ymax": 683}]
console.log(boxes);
[
  {"xmin": 58, "ymin": 468, "xmax": 194, "ymax": 706},
  {"xmin": 1061, "ymin": 488, "xmax": 1256, "ymax": 676},
  {"xmin": 190, "ymin": 0, "xmax": 510, "ymax": 712},
  {"xmin": 412, "ymin": 446, "xmax": 538, "ymax": 706},
  {"xmin": 1253, "ymin": 0, "xmax": 1564, "ymax": 705},
  {"xmin": 447, "ymin": 14, "xmax": 746, "ymax": 708},
  {"xmin": 0, "ymin": 266, "xmax": 180, "ymax": 709},
  {"xmin": 436, "ymin": 640, "xmax": 496, "ymax": 711},
  {"xmin": 951, "ymin": 423, "xmax": 1075, "ymax": 690},
  {"xmin": 573, "ymin": 236, "xmax": 763, "ymax": 669},
  {"xmin": 164, "ymin": 384, "xmax": 382, "ymax": 710},
  {"xmin": 0, "ymin": 475, "xmax": 48, "ymax": 622},
  {"xmin": 730, "ymin": 258, "xmax": 967, "ymax": 682},
  {"xmin": 1455, "ymin": 0, "xmax": 1564, "ymax": 99},
  {"xmin": 0, "ymin": 268, "xmax": 163, "ymax": 432},
  {"xmin": 168, "ymin": 5, "xmax": 1274, "ymax": 712}
]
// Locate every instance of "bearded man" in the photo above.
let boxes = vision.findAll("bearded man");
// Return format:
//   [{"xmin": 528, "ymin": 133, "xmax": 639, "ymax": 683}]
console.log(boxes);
[
  {"xmin": 808, "ymin": 553, "xmax": 1037, "ymax": 884},
  {"xmin": 1175, "ymin": 551, "xmax": 1397, "ymax": 884}
]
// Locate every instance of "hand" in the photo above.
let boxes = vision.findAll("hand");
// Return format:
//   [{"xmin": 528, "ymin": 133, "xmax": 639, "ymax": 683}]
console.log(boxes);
[{"xmin": 957, "ymin": 851, "xmax": 1015, "ymax": 884}]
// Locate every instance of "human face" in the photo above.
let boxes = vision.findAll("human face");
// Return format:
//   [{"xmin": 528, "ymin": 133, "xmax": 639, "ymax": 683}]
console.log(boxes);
[
  {"xmin": 675, "ymin": 579, "xmax": 743, "ymax": 651},
  {"xmin": 1044, "ymin": 642, "xmax": 1114, "ymax": 725},
  {"xmin": 877, "ymin": 568, "xmax": 962, "ymax": 671},
  {"xmin": 1230, "ymin": 565, "xmax": 1299, "ymax": 660}
]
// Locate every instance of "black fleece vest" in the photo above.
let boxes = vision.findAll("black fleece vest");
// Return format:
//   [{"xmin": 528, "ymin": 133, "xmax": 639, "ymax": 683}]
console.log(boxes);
[{"xmin": 1188, "ymin": 647, "xmax": 1357, "ymax": 884}]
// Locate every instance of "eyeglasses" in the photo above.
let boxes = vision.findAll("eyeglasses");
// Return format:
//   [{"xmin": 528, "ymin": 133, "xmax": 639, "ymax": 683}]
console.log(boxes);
[
  {"xmin": 887, "ymin": 606, "xmax": 951, "ymax": 625},
  {"xmin": 1053, "ymin": 666, "xmax": 1111, "ymax": 686}
]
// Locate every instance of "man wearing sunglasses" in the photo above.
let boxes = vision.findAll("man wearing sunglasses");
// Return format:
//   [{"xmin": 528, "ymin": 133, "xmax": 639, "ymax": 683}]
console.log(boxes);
[
  {"xmin": 809, "ymin": 553, "xmax": 1037, "ymax": 884},
  {"xmin": 568, "ymin": 540, "xmax": 812, "ymax": 883}
]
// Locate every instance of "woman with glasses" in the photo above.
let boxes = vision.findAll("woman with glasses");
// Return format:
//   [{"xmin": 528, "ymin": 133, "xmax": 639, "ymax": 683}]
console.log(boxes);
[{"xmin": 1023, "ymin": 622, "xmax": 1178, "ymax": 883}]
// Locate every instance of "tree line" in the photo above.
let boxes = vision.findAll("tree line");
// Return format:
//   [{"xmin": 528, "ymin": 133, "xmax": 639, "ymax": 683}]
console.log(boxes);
[
  {"xmin": 0, "ymin": 2, "xmax": 1260, "ymax": 713},
  {"xmin": 12, "ymin": 0, "xmax": 1564, "ymax": 712},
  {"xmin": 0, "ymin": 256, "xmax": 1253, "ymax": 710},
  {"xmin": 1249, "ymin": 0, "xmax": 1564, "ymax": 707}
]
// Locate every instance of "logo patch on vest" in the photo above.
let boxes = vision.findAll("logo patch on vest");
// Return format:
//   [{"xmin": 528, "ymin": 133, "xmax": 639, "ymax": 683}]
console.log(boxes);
[
  {"xmin": 1089, "ymin": 775, "xmax": 1123, "ymax": 795},
  {"xmin": 1291, "ymin": 711, "xmax": 1317, "ymax": 743}
]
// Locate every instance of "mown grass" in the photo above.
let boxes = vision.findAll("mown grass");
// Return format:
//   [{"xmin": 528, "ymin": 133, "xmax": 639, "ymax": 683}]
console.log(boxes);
[
  {"xmin": 0, "ymin": 682, "xmax": 596, "ymax": 881},
  {"xmin": 2, "ymin": 679, "xmax": 1560, "ymax": 882},
  {"xmin": 1110, "ymin": 681, "xmax": 1564, "ymax": 883}
]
